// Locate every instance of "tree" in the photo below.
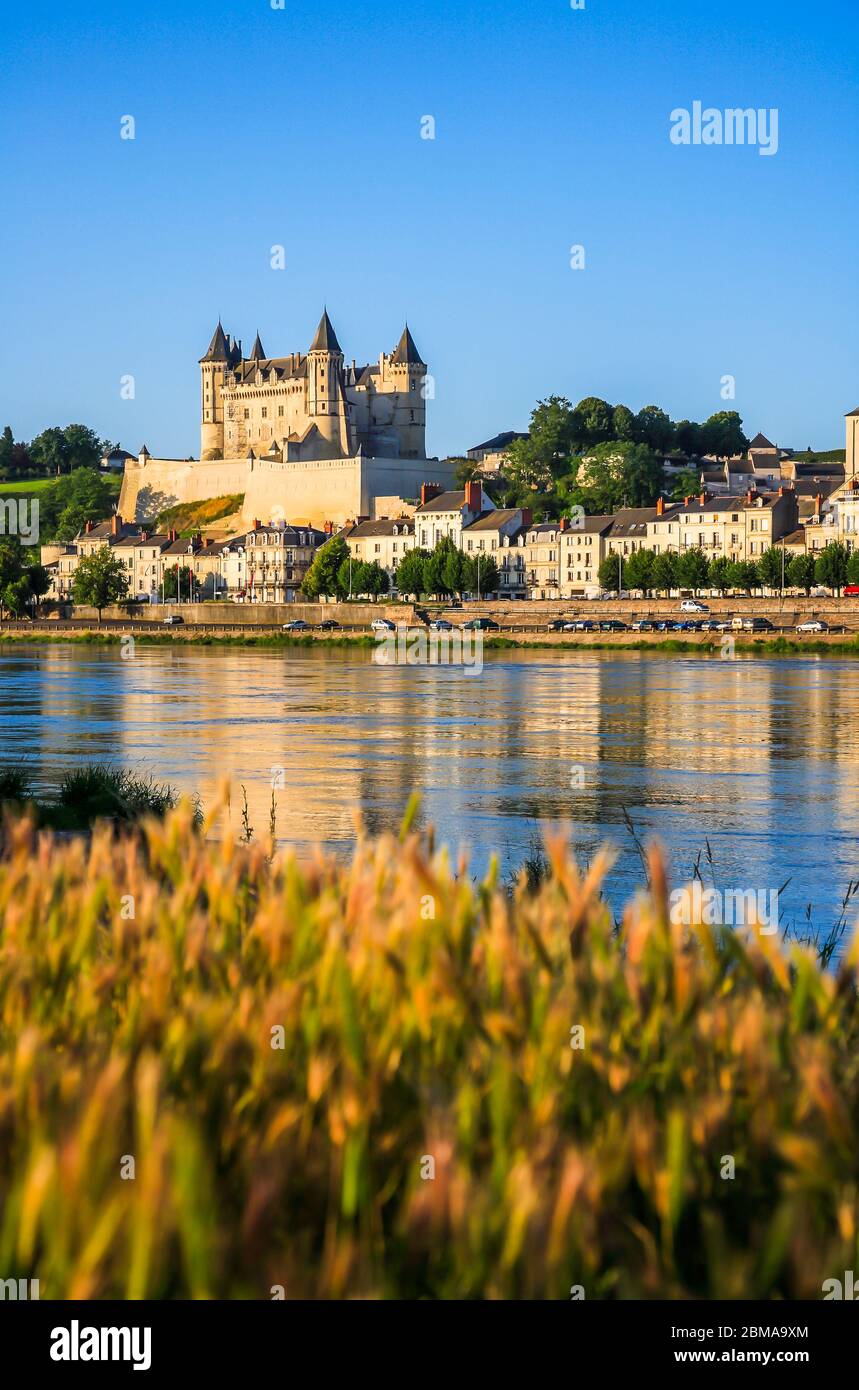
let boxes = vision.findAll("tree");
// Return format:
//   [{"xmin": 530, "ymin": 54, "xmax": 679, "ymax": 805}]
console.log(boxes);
[
  {"xmin": 624, "ymin": 547, "xmax": 655, "ymax": 594},
  {"xmin": 394, "ymin": 548, "xmax": 428, "ymax": 598},
  {"xmin": 0, "ymin": 537, "xmax": 24, "ymax": 608},
  {"xmin": 701, "ymin": 412, "xmax": 748, "ymax": 461},
  {"xmin": 571, "ymin": 397, "xmax": 614, "ymax": 451},
  {"xmin": 726, "ymin": 560, "xmax": 759, "ymax": 594},
  {"xmin": 301, "ymin": 535, "xmax": 350, "ymax": 599},
  {"xmin": 815, "ymin": 542, "xmax": 849, "ymax": 594},
  {"xmin": 29, "ymin": 426, "xmax": 69, "ymax": 476},
  {"xmin": 0, "ymin": 426, "xmax": 14, "ymax": 477},
  {"xmin": 611, "ymin": 404, "xmax": 636, "ymax": 442},
  {"xmin": 847, "ymin": 550, "xmax": 859, "ymax": 585},
  {"xmin": 758, "ymin": 546, "xmax": 786, "ymax": 593},
  {"xmin": 452, "ymin": 456, "xmax": 485, "ymax": 487},
  {"xmin": 709, "ymin": 556, "xmax": 731, "ymax": 593},
  {"xmin": 676, "ymin": 547, "xmax": 710, "ymax": 594},
  {"xmin": 363, "ymin": 561, "xmax": 390, "ymax": 599},
  {"xmin": 26, "ymin": 564, "xmax": 51, "ymax": 614},
  {"xmin": 3, "ymin": 575, "xmax": 32, "ymax": 618},
  {"xmin": 652, "ymin": 551, "xmax": 679, "ymax": 595},
  {"xmin": 506, "ymin": 396, "xmax": 577, "ymax": 490},
  {"xmin": 786, "ymin": 553, "xmax": 816, "ymax": 596},
  {"xmin": 573, "ymin": 441, "xmax": 664, "ymax": 513},
  {"xmin": 424, "ymin": 536, "xmax": 460, "ymax": 597},
  {"xmin": 162, "ymin": 564, "xmax": 195, "ymax": 601},
  {"xmin": 43, "ymin": 468, "xmax": 116, "ymax": 542},
  {"xmin": 442, "ymin": 540, "xmax": 465, "ymax": 597},
  {"xmin": 63, "ymin": 424, "xmax": 104, "ymax": 472},
  {"xmin": 674, "ymin": 420, "xmax": 703, "ymax": 458},
  {"xmin": 598, "ymin": 554, "xmax": 625, "ymax": 592},
  {"xmin": 71, "ymin": 547, "xmax": 129, "ymax": 619},
  {"xmin": 669, "ymin": 467, "xmax": 702, "ymax": 503},
  {"xmin": 634, "ymin": 405, "xmax": 674, "ymax": 454},
  {"xmin": 463, "ymin": 552, "xmax": 498, "ymax": 597}
]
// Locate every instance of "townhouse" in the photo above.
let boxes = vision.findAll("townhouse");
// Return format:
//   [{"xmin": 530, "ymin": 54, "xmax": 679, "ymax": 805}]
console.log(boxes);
[
  {"xmin": 342, "ymin": 517, "xmax": 415, "ymax": 588},
  {"xmin": 647, "ymin": 489, "xmax": 799, "ymax": 562},
  {"xmin": 524, "ymin": 515, "xmax": 613, "ymax": 599}
]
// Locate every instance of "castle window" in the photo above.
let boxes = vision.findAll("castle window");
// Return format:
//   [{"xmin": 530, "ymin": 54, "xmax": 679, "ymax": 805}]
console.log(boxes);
[
  {"xmin": 262, "ymin": 408, "xmax": 268, "ymax": 420},
  {"xmin": 243, "ymin": 409, "xmax": 249, "ymax": 420},
  {"xmin": 278, "ymin": 406, "xmax": 284, "ymax": 417}
]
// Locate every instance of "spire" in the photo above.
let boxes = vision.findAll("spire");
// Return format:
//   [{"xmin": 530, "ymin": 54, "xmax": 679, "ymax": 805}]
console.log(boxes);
[
  {"xmin": 229, "ymin": 336, "xmax": 242, "ymax": 367},
  {"xmin": 200, "ymin": 321, "xmax": 230, "ymax": 363},
  {"xmin": 309, "ymin": 309, "xmax": 342, "ymax": 354},
  {"xmin": 391, "ymin": 323, "xmax": 424, "ymax": 366},
  {"xmin": 250, "ymin": 331, "xmax": 266, "ymax": 361}
]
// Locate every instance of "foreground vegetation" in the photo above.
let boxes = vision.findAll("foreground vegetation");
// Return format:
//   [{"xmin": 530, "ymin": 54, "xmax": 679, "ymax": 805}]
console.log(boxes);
[
  {"xmin": 0, "ymin": 762, "xmax": 185, "ymax": 831},
  {"xmin": 0, "ymin": 804, "xmax": 858, "ymax": 1298}
]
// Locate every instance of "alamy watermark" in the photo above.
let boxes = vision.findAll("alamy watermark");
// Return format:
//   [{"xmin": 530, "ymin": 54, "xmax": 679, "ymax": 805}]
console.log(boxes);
[
  {"xmin": 670, "ymin": 102, "xmax": 779, "ymax": 157},
  {"xmin": 669, "ymin": 883, "xmax": 779, "ymax": 934},
  {"xmin": 373, "ymin": 623, "xmax": 483, "ymax": 676},
  {"xmin": 0, "ymin": 497, "xmax": 39, "ymax": 544}
]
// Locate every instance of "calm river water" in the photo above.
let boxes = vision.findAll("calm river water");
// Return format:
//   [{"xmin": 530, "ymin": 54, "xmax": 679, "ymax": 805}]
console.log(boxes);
[{"xmin": 1, "ymin": 643, "xmax": 857, "ymax": 933}]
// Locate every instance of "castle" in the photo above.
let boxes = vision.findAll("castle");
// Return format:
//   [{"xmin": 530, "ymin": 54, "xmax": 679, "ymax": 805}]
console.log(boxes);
[{"xmin": 118, "ymin": 312, "xmax": 456, "ymax": 527}]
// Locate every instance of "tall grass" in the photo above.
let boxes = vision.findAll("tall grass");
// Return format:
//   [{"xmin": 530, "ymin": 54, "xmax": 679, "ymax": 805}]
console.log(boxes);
[{"xmin": 0, "ymin": 806, "xmax": 858, "ymax": 1299}]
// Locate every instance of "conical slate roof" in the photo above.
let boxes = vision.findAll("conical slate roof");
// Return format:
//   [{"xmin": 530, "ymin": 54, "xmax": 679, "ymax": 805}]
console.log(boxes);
[
  {"xmin": 309, "ymin": 309, "xmax": 341, "ymax": 354},
  {"xmin": 391, "ymin": 324, "xmax": 424, "ymax": 366},
  {"xmin": 250, "ymin": 332, "xmax": 266, "ymax": 361},
  {"xmin": 201, "ymin": 321, "xmax": 230, "ymax": 363}
]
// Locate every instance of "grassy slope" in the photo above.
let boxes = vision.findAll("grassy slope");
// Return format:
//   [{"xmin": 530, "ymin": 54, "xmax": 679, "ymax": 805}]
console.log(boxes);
[
  {"xmin": 0, "ymin": 475, "xmax": 121, "ymax": 498},
  {"xmin": 155, "ymin": 495, "xmax": 245, "ymax": 534}
]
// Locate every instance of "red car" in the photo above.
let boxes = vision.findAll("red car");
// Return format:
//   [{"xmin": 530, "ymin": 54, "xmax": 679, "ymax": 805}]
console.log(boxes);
[{"xmin": 844, "ymin": 585, "xmax": 859, "ymax": 597}]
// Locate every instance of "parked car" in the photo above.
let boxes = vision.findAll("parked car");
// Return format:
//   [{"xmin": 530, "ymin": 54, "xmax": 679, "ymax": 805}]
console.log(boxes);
[
  {"xmin": 572, "ymin": 619, "xmax": 597, "ymax": 632},
  {"xmin": 133, "ymin": 593, "xmax": 152, "ymax": 603},
  {"xmin": 282, "ymin": 619, "xmax": 309, "ymax": 631},
  {"xmin": 162, "ymin": 614, "xmax": 184, "ymax": 626},
  {"xmin": 680, "ymin": 599, "xmax": 709, "ymax": 613},
  {"xmin": 631, "ymin": 619, "xmax": 655, "ymax": 632},
  {"xmin": 371, "ymin": 617, "xmax": 396, "ymax": 632},
  {"xmin": 843, "ymin": 585, "xmax": 859, "ymax": 597},
  {"xmin": 602, "ymin": 590, "xmax": 631, "ymax": 601},
  {"xmin": 741, "ymin": 617, "xmax": 774, "ymax": 632},
  {"xmin": 599, "ymin": 619, "xmax": 628, "ymax": 632},
  {"xmin": 461, "ymin": 617, "xmax": 499, "ymax": 631},
  {"xmin": 317, "ymin": 619, "xmax": 340, "ymax": 630},
  {"xmin": 547, "ymin": 618, "xmax": 567, "ymax": 631},
  {"xmin": 430, "ymin": 619, "xmax": 453, "ymax": 631},
  {"xmin": 796, "ymin": 619, "xmax": 829, "ymax": 633}
]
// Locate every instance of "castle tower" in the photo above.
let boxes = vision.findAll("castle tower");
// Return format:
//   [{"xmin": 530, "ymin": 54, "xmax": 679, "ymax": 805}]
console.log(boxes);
[
  {"xmin": 200, "ymin": 321, "xmax": 230, "ymax": 459},
  {"xmin": 389, "ymin": 324, "xmax": 427, "ymax": 459},
  {"xmin": 307, "ymin": 310, "xmax": 349, "ymax": 454}
]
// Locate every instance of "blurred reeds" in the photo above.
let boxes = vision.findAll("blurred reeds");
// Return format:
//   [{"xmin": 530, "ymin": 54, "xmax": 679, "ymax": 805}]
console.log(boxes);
[{"xmin": 0, "ymin": 802, "xmax": 858, "ymax": 1299}]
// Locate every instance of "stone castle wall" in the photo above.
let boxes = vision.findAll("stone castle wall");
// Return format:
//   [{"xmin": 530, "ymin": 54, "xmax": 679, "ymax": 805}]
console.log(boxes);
[{"xmin": 119, "ymin": 453, "xmax": 457, "ymax": 528}]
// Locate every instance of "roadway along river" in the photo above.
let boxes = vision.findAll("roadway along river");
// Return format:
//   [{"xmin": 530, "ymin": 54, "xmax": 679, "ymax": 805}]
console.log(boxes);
[{"xmin": 0, "ymin": 643, "xmax": 857, "ymax": 938}]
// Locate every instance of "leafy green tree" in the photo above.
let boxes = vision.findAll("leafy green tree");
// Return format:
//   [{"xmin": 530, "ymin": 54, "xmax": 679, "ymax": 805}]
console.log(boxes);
[
  {"xmin": 505, "ymin": 396, "xmax": 577, "ymax": 490},
  {"xmin": 669, "ymin": 468, "xmax": 702, "ymax": 502},
  {"xmin": 571, "ymin": 397, "xmax": 614, "ymax": 450},
  {"xmin": 71, "ymin": 547, "xmax": 129, "ymax": 619},
  {"xmin": 424, "ymin": 536, "xmax": 460, "ymax": 597},
  {"xmin": 63, "ymin": 424, "xmax": 104, "ymax": 472},
  {"xmin": 3, "ymin": 575, "xmax": 32, "ymax": 618},
  {"xmin": 676, "ymin": 547, "xmax": 710, "ymax": 594},
  {"xmin": 463, "ymin": 552, "xmax": 498, "ymax": 596},
  {"xmin": 442, "ymin": 541, "xmax": 465, "ymax": 596},
  {"xmin": 815, "ymin": 542, "xmax": 849, "ymax": 593},
  {"xmin": 452, "ymin": 457, "xmax": 485, "ymax": 487},
  {"xmin": 726, "ymin": 560, "xmax": 759, "ymax": 594},
  {"xmin": 674, "ymin": 420, "xmax": 704, "ymax": 457},
  {"xmin": 29, "ymin": 426, "xmax": 69, "ymax": 476},
  {"xmin": 611, "ymin": 404, "xmax": 636, "ymax": 442},
  {"xmin": 0, "ymin": 426, "xmax": 14, "ymax": 477},
  {"xmin": 758, "ymin": 546, "xmax": 786, "ymax": 592},
  {"xmin": 701, "ymin": 412, "xmax": 748, "ymax": 461},
  {"xmin": 847, "ymin": 550, "xmax": 859, "ymax": 585},
  {"xmin": 26, "ymin": 564, "xmax": 51, "ymax": 613},
  {"xmin": 0, "ymin": 536, "xmax": 24, "ymax": 596},
  {"xmin": 598, "ymin": 554, "xmax": 625, "ymax": 591},
  {"xmin": 709, "ymin": 556, "xmax": 731, "ymax": 593},
  {"xmin": 161, "ymin": 564, "xmax": 196, "ymax": 600},
  {"xmin": 652, "ymin": 551, "xmax": 679, "ymax": 595},
  {"xmin": 573, "ymin": 441, "xmax": 663, "ymax": 513},
  {"xmin": 624, "ymin": 547, "xmax": 655, "ymax": 594},
  {"xmin": 394, "ymin": 547, "xmax": 428, "ymax": 597},
  {"xmin": 634, "ymin": 405, "xmax": 674, "ymax": 454},
  {"xmin": 786, "ymin": 553, "xmax": 816, "ymax": 595},
  {"xmin": 45, "ymin": 469, "xmax": 117, "ymax": 542},
  {"xmin": 301, "ymin": 535, "xmax": 350, "ymax": 599}
]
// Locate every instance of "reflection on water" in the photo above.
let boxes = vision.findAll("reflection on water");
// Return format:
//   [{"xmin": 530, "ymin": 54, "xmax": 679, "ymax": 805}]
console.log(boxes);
[{"xmin": 0, "ymin": 643, "xmax": 857, "ymax": 931}]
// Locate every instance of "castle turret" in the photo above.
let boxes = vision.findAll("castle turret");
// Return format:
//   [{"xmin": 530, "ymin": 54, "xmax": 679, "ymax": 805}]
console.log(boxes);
[
  {"xmin": 250, "ymin": 332, "xmax": 266, "ymax": 362},
  {"xmin": 200, "ymin": 321, "xmax": 230, "ymax": 459},
  {"xmin": 388, "ymin": 324, "xmax": 427, "ymax": 459},
  {"xmin": 307, "ymin": 310, "xmax": 350, "ymax": 454}
]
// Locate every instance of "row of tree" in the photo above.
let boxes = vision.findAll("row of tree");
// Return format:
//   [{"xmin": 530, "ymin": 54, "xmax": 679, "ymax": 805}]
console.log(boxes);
[
  {"xmin": 394, "ymin": 536, "xmax": 499, "ymax": 599},
  {"xmin": 0, "ymin": 424, "xmax": 111, "ymax": 479},
  {"xmin": 300, "ymin": 536, "xmax": 390, "ymax": 600},
  {"xmin": 599, "ymin": 542, "xmax": 859, "ymax": 597}
]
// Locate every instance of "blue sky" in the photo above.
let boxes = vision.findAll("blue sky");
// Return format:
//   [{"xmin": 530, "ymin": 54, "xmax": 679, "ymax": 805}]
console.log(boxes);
[{"xmin": 0, "ymin": 0, "xmax": 856, "ymax": 458}]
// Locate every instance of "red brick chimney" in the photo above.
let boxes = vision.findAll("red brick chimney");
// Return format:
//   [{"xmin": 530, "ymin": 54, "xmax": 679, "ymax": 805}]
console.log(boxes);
[
  {"xmin": 420, "ymin": 482, "xmax": 443, "ymax": 506},
  {"xmin": 464, "ymin": 480, "xmax": 482, "ymax": 513},
  {"xmin": 746, "ymin": 488, "xmax": 755, "ymax": 504},
  {"xmin": 520, "ymin": 508, "xmax": 533, "ymax": 529},
  {"xmin": 323, "ymin": 520, "xmax": 334, "ymax": 536},
  {"xmin": 814, "ymin": 492, "xmax": 823, "ymax": 517},
  {"xmin": 699, "ymin": 492, "xmax": 706, "ymax": 506},
  {"xmin": 252, "ymin": 518, "xmax": 261, "ymax": 530},
  {"xmin": 85, "ymin": 519, "xmax": 94, "ymax": 534},
  {"xmin": 559, "ymin": 516, "xmax": 569, "ymax": 532},
  {"xmin": 656, "ymin": 496, "xmax": 665, "ymax": 516},
  {"xmin": 110, "ymin": 513, "xmax": 120, "ymax": 536},
  {"xmin": 683, "ymin": 496, "xmax": 691, "ymax": 507},
  {"xmin": 169, "ymin": 528, "xmax": 177, "ymax": 542}
]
